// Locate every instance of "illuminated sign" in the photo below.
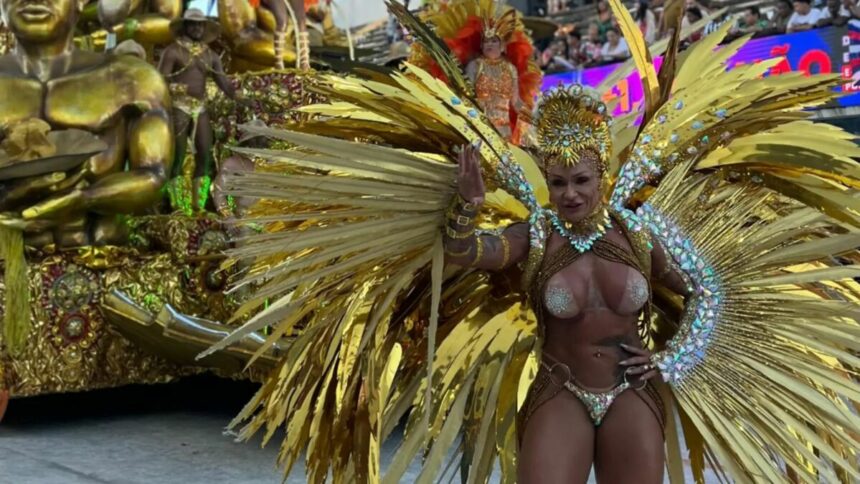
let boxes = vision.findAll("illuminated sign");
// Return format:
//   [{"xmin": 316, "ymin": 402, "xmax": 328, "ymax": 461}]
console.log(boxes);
[{"xmin": 543, "ymin": 26, "xmax": 860, "ymax": 114}]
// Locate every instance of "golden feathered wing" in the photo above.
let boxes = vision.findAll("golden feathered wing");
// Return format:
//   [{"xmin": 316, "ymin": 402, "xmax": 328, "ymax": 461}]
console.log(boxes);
[
  {"xmin": 604, "ymin": 1, "xmax": 860, "ymax": 481},
  {"xmin": 209, "ymin": 4, "xmax": 860, "ymax": 484},
  {"xmin": 205, "ymin": 64, "xmax": 544, "ymax": 483}
]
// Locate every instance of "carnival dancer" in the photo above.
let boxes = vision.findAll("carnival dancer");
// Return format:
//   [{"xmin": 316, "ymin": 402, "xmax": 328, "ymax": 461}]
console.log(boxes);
[
  {"xmin": 410, "ymin": 0, "xmax": 541, "ymax": 144},
  {"xmin": 206, "ymin": 1, "xmax": 860, "ymax": 482},
  {"xmin": 159, "ymin": 8, "xmax": 245, "ymax": 212}
]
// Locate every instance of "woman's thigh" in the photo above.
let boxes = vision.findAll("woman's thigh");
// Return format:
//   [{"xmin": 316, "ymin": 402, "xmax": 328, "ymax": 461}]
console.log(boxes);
[
  {"xmin": 594, "ymin": 389, "xmax": 664, "ymax": 484},
  {"xmin": 518, "ymin": 390, "xmax": 595, "ymax": 484}
]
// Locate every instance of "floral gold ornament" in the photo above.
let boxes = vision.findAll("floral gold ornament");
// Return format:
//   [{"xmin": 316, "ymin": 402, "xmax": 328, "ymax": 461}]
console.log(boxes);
[
  {"xmin": 0, "ymin": 122, "xmax": 107, "ymax": 355},
  {"xmin": 534, "ymin": 85, "xmax": 612, "ymax": 171},
  {"xmin": 480, "ymin": 6, "xmax": 516, "ymax": 42}
]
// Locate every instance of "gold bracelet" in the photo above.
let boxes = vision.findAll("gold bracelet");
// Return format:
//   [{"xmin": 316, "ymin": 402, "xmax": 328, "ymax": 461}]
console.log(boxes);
[
  {"xmin": 447, "ymin": 195, "xmax": 478, "ymax": 225},
  {"xmin": 454, "ymin": 214, "xmax": 476, "ymax": 227},
  {"xmin": 498, "ymin": 234, "xmax": 511, "ymax": 269},
  {"xmin": 457, "ymin": 194, "xmax": 477, "ymax": 213},
  {"xmin": 446, "ymin": 205, "xmax": 476, "ymax": 227},
  {"xmin": 472, "ymin": 237, "xmax": 484, "ymax": 265},
  {"xmin": 444, "ymin": 244, "xmax": 473, "ymax": 258},
  {"xmin": 446, "ymin": 225, "xmax": 475, "ymax": 239}
]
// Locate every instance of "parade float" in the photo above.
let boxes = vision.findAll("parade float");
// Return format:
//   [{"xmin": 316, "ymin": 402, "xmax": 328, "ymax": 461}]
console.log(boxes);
[{"xmin": 0, "ymin": 0, "xmax": 332, "ymax": 412}]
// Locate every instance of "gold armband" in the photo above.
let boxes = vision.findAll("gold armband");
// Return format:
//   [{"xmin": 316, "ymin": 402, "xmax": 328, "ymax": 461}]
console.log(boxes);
[
  {"xmin": 446, "ymin": 225, "xmax": 475, "ymax": 239},
  {"xmin": 472, "ymin": 237, "xmax": 484, "ymax": 265},
  {"xmin": 498, "ymin": 234, "xmax": 511, "ymax": 269},
  {"xmin": 446, "ymin": 194, "xmax": 478, "ymax": 227},
  {"xmin": 445, "ymin": 245, "xmax": 473, "ymax": 258}
]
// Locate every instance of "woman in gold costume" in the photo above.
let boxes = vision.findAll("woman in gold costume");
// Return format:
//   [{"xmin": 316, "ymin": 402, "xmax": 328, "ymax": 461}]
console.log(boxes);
[
  {"xmin": 444, "ymin": 87, "xmax": 687, "ymax": 482},
  {"xmin": 410, "ymin": 0, "xmax": 541, "ymax": 144},
  {"xmin": 207, "ymin": 2, "xmax": 860, "ymax": 483},
  {"xmin": 464, "ymin": 14, "xmax": 530, "ymax": 141}
]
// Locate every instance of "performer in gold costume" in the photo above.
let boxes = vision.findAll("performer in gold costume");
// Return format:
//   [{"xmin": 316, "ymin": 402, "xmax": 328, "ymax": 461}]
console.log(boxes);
[
  {"xmin": 159, "ymin": 9, "xmax": 243, "ymax": 212},
  {"xmin": 207, "ymin": 1, "xmax": 860, "ymax": 482},
  {"xmin": 0, "ymin": 0, "xmax": 172, "ymax": 246},
  {"xmin": 465, "ymin": 12, "xmax": 529, "ymax": 140},
  {"xmin": 410, "ymin": 0, "xmax": 541, "ymax": 144}
]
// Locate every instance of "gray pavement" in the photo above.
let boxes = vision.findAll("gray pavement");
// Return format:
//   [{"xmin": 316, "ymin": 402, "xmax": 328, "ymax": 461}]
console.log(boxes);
[{"xmin": 0, "ymin": 376, "xmax": 714, "ymax": 483}]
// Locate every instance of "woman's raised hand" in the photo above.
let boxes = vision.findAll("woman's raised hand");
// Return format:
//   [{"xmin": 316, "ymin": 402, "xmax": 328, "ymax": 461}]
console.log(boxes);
[{"xmin": 457, "ymin": 141, "xmax": 486, "ymax": 207}]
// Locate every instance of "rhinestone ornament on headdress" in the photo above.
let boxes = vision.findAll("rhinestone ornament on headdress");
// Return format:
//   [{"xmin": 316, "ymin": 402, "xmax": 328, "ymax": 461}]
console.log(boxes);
[
  {"xmin": 481, "ymin": 7, "xmax": 517, "ymax": 42},
  {"xmin": 535, "ymin": 85, "xmax": 612, "ymax": 172},
  {"xmin": 481, "ymin": 3, "xmax": 517, "ymax": 42}
]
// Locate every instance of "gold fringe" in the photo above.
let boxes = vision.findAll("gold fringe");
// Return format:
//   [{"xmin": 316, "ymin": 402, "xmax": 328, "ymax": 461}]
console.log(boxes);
[{"xmin": 0, "ymin": 227, "xmax": 28, "ymax": 356}]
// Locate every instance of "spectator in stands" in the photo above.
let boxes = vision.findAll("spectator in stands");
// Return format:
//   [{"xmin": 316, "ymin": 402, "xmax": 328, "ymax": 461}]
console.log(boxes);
[
  {"xmin": 635, "ymin": 1, "xmax": 658, "ymax": 43},
  {"xmin": 596, "ymin": 1, "xmax": 617, "ymax": 42},
  {"xmin": 732, "ymin": 6, "xmax": 770, "ymax": 36},
  {"xmin": 843, "ymin": 0, "xmax": 860, "ymax": 18},
  {"xmin": 771, "ymin": 0, "xmax": 795, "ymax": 33},
  {"xmin": 582, "ymin": 22, "xmax": 604, "ymax": 65},
  {"xmin": 787, "ymin": 0, "xmax": 824, "ymax": 32},
  {"xmin": 685, "ymin": 7, "xmax": 704, "ymax": 43},
  {"xmin": 540, "ymin": 38, "xmax": 575, "ymax": 73},
  {"xmin": 818, "ymin": 0, "xmax": 852, "ymax": 26},
  {"xmin": 548, "ymin": 0, "xmax": 569, "ymax": 15},
  {"xmin": 601, "ymin": 27, "xmax": 630, "ymax": 62},
  {"xmin": 566, "ymin": 31, "xmax": 588, "ymax": 68}
]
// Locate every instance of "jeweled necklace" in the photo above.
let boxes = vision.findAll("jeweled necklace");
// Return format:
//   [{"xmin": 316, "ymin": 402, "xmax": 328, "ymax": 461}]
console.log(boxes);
[{"xmin": 547, "ymin": 206, "xmax": 611, "ymax": 253}]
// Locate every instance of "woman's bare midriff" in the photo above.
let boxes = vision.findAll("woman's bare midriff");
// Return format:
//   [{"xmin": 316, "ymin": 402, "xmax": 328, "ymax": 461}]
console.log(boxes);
[
  {"xmin": 542, "ymin": 310, "xmax": 642, "ymax": 388},
  {"xmin": 540, "ymin": 229, "xmax": 646, "ymax": 388}
]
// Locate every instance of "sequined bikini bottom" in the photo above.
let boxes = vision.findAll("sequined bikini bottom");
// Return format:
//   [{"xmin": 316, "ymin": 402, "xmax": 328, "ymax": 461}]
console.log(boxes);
[
  {"xmin": 518, "ymin": 354, "xmax": 665, "ymax": 437},
  {"xmin": 539, "ymin": 358, "xmax": 630, "ymax": 425},
  {"xmin": 169, "ymin": 85, "xmax": 206, "ymax": 118}
]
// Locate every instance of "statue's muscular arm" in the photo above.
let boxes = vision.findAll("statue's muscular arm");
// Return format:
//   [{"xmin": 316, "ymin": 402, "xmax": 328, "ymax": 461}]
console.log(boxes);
[{"xmin": 22, "ymin": 58, "xmax": 174, "ymax": 219}]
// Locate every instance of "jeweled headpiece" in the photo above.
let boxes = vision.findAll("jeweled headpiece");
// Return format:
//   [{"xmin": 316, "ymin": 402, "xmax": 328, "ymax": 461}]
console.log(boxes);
[
  {"xmin": 534, "ymin": 85, "xmax": 612, "ymax": 172},
  {"xmin": 481, "ymin": 7, "xmax": 516, "ymax": 42}
]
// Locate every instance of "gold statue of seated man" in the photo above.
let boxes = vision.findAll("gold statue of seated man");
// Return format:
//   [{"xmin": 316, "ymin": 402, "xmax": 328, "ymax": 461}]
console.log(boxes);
[{"xmin": 0, "ymin": 0, "xmax": 173, "ymax": 247}]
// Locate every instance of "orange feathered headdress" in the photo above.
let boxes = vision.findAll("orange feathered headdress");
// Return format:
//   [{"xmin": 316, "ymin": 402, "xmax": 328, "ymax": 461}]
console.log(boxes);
[{"xmin": 409, "ymin": 0, "xmax": 543, "ymax": 140}]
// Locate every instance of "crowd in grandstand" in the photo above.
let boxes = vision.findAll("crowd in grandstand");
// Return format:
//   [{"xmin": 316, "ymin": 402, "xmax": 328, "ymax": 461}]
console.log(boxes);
[
  {"xmin": 380, "ymin": 0, "xmax": 860, "ymax": 73},
  {"xmin": 538, "ymin": 0, "xmax": 860, "ymax": 72}
]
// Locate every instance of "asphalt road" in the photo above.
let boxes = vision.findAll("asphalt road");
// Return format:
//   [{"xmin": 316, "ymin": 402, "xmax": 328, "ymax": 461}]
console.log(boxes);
[{"xmin": 0, "ymin": 376, "xmax": 714, "ymax": 483}]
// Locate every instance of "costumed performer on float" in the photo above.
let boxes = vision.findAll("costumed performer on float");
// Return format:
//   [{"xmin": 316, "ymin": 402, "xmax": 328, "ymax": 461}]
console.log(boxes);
[{"xmin": 410, "ymin": 0, "xmax": 541, "ymax": 144}]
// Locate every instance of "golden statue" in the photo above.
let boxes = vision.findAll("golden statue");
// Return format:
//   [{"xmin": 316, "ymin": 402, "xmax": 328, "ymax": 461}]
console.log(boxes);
[
  {"xmin": 0, "ymin": 0, "xmax": 172, "ymax": 246},
  {"xmin": 0, "ymin": 21, "xmax": 12, "ymax": 54},
  {"xmin": 0, "ymin": 0, "xmax": 318, "ymax": 405},
  {"xmin": 89, "ymin": 0, "xmax": 181, "ymax": 47},
  {"xmin": 218, "ymin": 0, "xmax": 343, "ymax": 72}
]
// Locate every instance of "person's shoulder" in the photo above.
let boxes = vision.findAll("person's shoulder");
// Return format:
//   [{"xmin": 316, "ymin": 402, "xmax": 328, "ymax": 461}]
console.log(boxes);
[{"xmin": 160, "ymin": 42, "xmax": 184, "ymax": 58}]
